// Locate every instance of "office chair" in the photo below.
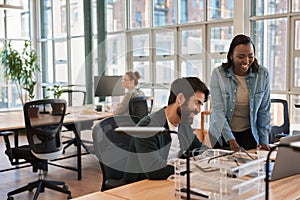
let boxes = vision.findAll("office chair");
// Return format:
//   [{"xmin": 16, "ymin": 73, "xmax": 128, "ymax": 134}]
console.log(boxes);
[
  {"xmin": 128, "ymin": 96, "xmax": 153, "ymax": 119},
  {"xmin": 270, "ymin": 99, "xmax": 290, "ymax": 143},
  {"xmin": 1, "ymin": 99, "xmax": 71, "ymax": 200},
  {"xmin": 60, "ymin": 89, "xmax": 93, "ymax": 154},
  {"xmin": 92, "ymin": 115, "xmax": 140, "ymax": 191}
]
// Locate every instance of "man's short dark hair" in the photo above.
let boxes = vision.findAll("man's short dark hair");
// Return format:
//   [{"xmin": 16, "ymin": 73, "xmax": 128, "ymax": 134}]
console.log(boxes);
[{"xmin": 168, "ymin": 77, "xmax": 209, "ymax": 105}]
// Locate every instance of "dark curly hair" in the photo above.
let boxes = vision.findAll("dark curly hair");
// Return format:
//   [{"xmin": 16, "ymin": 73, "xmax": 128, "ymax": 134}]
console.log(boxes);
[{"xmin": 222, "ymin": 34, "xmax": 259, "ymax": 73}]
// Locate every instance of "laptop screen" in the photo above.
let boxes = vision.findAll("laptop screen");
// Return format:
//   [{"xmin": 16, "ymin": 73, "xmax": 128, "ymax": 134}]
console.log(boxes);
[{"xmin": 270, "ymin": 135, "xmax": 300, "ymax": 181}]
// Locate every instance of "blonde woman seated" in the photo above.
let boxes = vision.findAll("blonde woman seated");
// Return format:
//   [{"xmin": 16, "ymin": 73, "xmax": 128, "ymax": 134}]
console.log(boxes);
[{"xmin": 113, "ymin": 71, "xmax": 145, "ymax": 115}]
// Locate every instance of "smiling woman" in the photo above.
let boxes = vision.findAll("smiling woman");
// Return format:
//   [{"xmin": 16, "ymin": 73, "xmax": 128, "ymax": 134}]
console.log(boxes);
[{"xmin": 209, "ymin": 34, "xmax": 271, "ymax": 152}]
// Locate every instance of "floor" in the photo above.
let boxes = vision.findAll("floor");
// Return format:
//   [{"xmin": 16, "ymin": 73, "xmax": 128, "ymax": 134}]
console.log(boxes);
[{"xmin": 0, "ymin": 131, "xmax": 103, "ymax": 200}]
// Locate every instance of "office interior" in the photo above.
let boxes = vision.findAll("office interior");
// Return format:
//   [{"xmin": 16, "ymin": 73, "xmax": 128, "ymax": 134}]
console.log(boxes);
[
  {"xmin": 1, "ymin": 0, "xmax": 300, "ymax": 199},
  {"xmin": 1, "ymin": 0, "xmax": 300, "ymax": 128}
]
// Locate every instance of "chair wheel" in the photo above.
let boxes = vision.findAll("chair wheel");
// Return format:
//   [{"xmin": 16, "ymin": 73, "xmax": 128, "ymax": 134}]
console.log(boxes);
[
  {"xmin": 67, "ymin": 194, "xmax": 72, "ymax": 199},
  {"xmin": 63, "ymin": 185, "xmax": 69, "ymax": 190},
  {"xmin": 7, "ymin": 196, "xmax": 14, "ymax": 200}
]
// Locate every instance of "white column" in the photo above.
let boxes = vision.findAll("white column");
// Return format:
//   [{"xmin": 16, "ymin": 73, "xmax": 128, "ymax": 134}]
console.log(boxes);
[{"xmin": 233, "ymin": 0, "xmax": 250, "ymax": 36}]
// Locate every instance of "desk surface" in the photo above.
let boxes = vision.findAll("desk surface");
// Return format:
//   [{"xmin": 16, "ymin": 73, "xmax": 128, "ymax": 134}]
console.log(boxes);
[
  {"xmin": 0, "ymin": 105, "xmax": 112, "ymax": 131},
  {"xmin": 73, "ymin": 191, "xmax": 125, "ymax": 200},
  {"xmin": 269, "ymin": 174, "xmax": 300, "ymax": 200},
  {"xmin": 106, "ymin": 179, "xmax": 174, "ymax": 200},
  {"xmin": 75, "ymin": 175, "xmax": 300, "ymax": 200}
]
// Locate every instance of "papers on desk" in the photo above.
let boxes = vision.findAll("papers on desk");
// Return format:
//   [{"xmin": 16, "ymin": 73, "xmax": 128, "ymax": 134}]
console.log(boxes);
[
  {"xmin": 80, "ymin": 109, "xmax": 98, "ymax": 115},
  {"xmin": 66, "ymin": 104, "xmax": 111, "ymax": 118},
  {"xmin": 173, "ymin": 149, "xmax": 266, "ymax": 200},
  {"xmin": 256, "ymin": 150, "xmax": 277, "ymax": 160},
  {"xmin": 65, "ymin": 110, "xmax": 110, "ymax": 119}
]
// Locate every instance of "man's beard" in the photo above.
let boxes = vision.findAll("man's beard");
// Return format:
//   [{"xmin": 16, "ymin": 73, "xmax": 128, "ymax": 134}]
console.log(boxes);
[{"xmin": 176, "ymin": 102, "xmax": 197, "ymax": 125}]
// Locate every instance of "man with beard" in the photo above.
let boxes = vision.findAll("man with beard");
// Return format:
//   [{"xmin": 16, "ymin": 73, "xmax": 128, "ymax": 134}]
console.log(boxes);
[{"xmin": 123, "ymin": 77, "xmax": 210, "ymax": 183}]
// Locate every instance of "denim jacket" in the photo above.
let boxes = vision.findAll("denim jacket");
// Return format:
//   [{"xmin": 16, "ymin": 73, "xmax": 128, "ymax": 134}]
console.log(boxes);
[{"xmin": 209, "ymin": 65, "xmax": 271, "ymax": 146}]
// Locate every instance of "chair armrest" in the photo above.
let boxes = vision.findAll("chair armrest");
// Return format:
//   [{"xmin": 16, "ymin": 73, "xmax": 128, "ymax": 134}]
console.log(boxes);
[
  {"xmin": 0, "ymin": 131, "xmax": 14, "ymax": 136},
  {"xmin": 275, "ymin": 133, "xmax": 289, "ymax": 139},
  {"xmin": 0, "ymin": 131, "xmax": 14, "ymax": 160},
  {"xmin": 200, "ymin": 111, "xmax": 211, "ymax": 130},
  {"xmin": 196, "ymin": 111, "xmax": 211, "ymax": 142}
]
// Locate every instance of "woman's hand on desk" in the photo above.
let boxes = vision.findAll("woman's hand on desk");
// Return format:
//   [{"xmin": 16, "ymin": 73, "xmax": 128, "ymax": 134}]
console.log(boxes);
[
  {"xmin": 228, "ymin": 139, "xmax": 241, "ymax": 151},
  {"xmin": 259, "ymin": 144, "xmax": 270, "ymax": 151}
]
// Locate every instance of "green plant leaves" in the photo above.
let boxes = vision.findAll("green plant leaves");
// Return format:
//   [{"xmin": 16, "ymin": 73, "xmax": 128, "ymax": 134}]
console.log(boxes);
[{"xmin": 0, "ymin": 40, "xmax": 40, "ymax": 103}]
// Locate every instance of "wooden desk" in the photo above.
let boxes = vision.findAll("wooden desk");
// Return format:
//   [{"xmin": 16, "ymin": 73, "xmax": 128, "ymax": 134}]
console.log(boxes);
[
  {"xmin": 0, "ymin": 106, "xmax": 112, "ymax": 180},
  {"xmin": 0, "ymin": 111, "xmax": 26, "ymax": 131},
  {"xmin": 101, "ymin": 175, "xmax": 300, "ymax": 200},
  {"xmin": 73, "ymin": 191, "xmax": 125, "ymax": 200},
  {"xmin": 269, "ymin": 174, "xmax": 300, "ymax": 199},
  {"xmin": 105, "ymin": 180, "xmax": 174, "ymax": 199},
  {"xmin": 0, "ymin": 107, "xmax": 112, "ymax": 131}
]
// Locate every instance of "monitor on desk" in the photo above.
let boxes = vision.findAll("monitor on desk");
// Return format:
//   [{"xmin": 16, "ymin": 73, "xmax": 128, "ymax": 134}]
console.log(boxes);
[
  {"xmin": 270, "ymin": 134, "xmax": 300, "ymax": 181},
  {"xmin": 94, "ymin": 76, "xmax": 125, "ymax": 97}
]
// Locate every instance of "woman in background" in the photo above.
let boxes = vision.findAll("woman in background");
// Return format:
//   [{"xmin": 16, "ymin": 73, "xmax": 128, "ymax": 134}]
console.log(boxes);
[{"xmin": 114, "ymin": 71, "xmax": 145, "ymax": 115}]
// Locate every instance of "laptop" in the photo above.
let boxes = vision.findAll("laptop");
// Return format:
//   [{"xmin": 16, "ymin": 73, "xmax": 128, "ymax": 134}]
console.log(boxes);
[{"xmin": 269, "ymin": 134, "xmax": 300, "ymax": 181}]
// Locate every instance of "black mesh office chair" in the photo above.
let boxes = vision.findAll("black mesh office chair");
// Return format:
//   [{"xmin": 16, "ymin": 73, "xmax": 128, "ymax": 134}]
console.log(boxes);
[
  {"xmin": 128, "ymin": 96, "xmax": 153, "ymax": 119},
  {"xmin": 270, "ymin": 99, "xmax": 290, "ymax": 143},
  {"xmin": 92, "ymin": 115, "xmax": 140, "ymax": 191},
  {"xmin": 60, "ymin": 89, "xmax": 93, "ymax": 153},
  {"xmin": 1, "ymin": 99, "xmax": 71, "ymax": 200}
]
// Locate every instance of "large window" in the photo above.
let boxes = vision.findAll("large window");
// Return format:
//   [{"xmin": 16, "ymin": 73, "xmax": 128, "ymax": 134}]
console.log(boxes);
[
  {"xmin": 0, "ymin": 0, "xmax": 30, "ymax": 110},
  {"xmin": 130, "ymin": 0, "xmax": 151, "ymax": 28},
  {"xmin": 252, "ymin": 18, "xmax": 287, "ymax": 91},
  {"xmin": 208, "ymin": 0, "xmax": 234, "ymax": 20},
  {"xmin": 105, "ymin": 0, "xmax": 233, "ymax": 110},
  {"xmin": 180, "ymin": 27, "xmax": 204, "ymax": 78},
  {"xmin": 107, "ymin": 0, "xmax": 126, "ymax": 32},
  {"xmin": 39, "ymin": 0, "xmax": 85, "ymax": 101},
  {"xmin": 250, "ymin": 0, "xmax": 300, "ymax": 127}
]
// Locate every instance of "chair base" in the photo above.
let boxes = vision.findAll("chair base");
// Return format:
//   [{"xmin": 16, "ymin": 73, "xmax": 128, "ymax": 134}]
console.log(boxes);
[
  {"xmin": 63, "ymin": 137, "xmax": 90, "ymax": 154},
  {"xmin": 7, "ymin": 179, "xmax": 72, "ymax": 200},
  {"xmin": 62, "ymin": 123, "xmax": 92, "ymax": 154}
]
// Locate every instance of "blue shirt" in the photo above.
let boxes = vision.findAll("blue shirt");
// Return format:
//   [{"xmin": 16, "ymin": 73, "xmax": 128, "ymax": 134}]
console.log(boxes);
[{"xmin": 209, "ymin": 65, "xmax": 271, "ymax": 145}]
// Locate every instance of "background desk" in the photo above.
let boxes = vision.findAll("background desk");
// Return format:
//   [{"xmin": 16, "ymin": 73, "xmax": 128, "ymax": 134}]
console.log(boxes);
[{"xmin": 0, "ymin": 106, "xmax": 112, "ymax": 180}]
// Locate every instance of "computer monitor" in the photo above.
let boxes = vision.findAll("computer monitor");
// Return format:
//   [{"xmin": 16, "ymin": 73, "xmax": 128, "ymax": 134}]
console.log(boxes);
[
  {"xmin": 94, "ymin": 75, "xmax": 125, "ymax": 97},
  {"xmin": 269, "ymin": 135, "xmax": 300, "ymax": 181}
]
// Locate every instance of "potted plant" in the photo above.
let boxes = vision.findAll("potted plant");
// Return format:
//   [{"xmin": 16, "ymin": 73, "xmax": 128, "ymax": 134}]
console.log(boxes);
[
  {"xmin": 0, "ymin": 40, "xmax": 39, "ymax": 105},
  {"xmin": 47, "ymin": 84, "xmax": 64, "ymax": 99},
  {"xmin": 47, "ymin": 84, "xmax": 65, "ymax": 115}
]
